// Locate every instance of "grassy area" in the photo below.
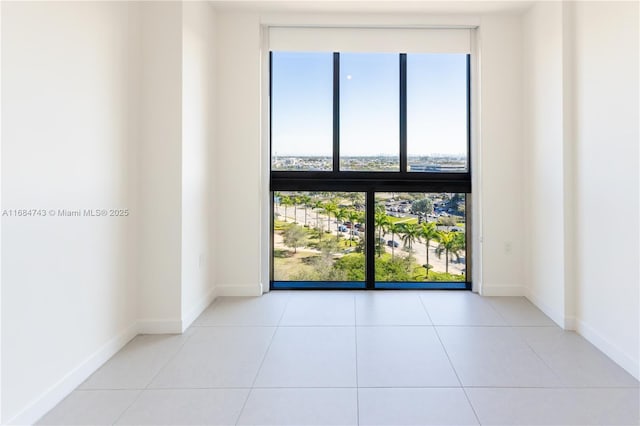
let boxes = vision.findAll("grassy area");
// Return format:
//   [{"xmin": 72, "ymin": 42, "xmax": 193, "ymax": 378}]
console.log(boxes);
[
  {"xmin": 274, "ymin": 220, "xmax": 465, "ymax": 283},
  {"xmin": 387, "ymin": 216, "xmax": 418, "ymax": 225},
  {"xmin": 412, "ymin": 267, "xmax": 466, "ymax": 282},
  {"xmin": 273, "ymin": 251, "xmax": 317, "ymax": 281},
  {"xmin": 274, "ymin": 220, "xmax": 290, "ymax": 231}
]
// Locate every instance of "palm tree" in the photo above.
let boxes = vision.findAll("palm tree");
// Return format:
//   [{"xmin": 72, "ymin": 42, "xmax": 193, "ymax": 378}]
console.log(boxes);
[
  {"xmin": 452, "ymin": 231, "xmax": 466, "ymax": 265},
  {"xmin": 374, "ymin": 208, "xmax": 390, "ymax": 257},
  {"xmin": 292, "ymin": 195, "xmax": 300, "ymax": 223},
  {"xmin": 335, "ymin": 208, "xmax": 348, "ymax": 241},
  {"xmin": 399, "ymin": 222, "xmax": 420, "ymax": 252},
  {"xmin": 323, "ymin": 201, "xmax": 338, "ymax": 236},
  {"xmin": 301, "ymin": 195, "xmax": 312, "ymax": 227},
  {"xmin": 280, "ymin": 195, "xmax": 292, "ymax": 222},
  {"xmin": 388, "ymin": 222, "xmax": 403, "ymax": 259},
  {"xmin": 419, "ymin": 221, "xmax": 439, "ymax": 279},
  {"xmin": 346, "ymin": 209, "xmax": 361, "ymax": 246},
  {"xmin": 435, "ymin": 231, "xmax": 462, "ymax": 274},
  {"xmin": 311, "ymin": 199, "xmax": 324, "ymax": 240}
]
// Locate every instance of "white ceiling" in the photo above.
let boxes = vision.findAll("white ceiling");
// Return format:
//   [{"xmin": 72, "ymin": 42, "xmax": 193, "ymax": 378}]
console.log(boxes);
[{"xmin": 208, "ymin": 0, "xmax": 536, "ymax": 15}]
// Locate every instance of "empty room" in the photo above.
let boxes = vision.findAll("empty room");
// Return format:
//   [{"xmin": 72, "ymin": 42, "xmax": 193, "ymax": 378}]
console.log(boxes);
[{"xmin": 1, "ymin": 0, "xmax": 638, "ymax": 425}]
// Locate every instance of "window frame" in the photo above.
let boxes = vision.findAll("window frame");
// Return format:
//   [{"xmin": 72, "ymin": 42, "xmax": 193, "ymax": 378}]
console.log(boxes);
[{"xmin": 269, "ymin": 51, "xmax": 472, "ymax": 290}]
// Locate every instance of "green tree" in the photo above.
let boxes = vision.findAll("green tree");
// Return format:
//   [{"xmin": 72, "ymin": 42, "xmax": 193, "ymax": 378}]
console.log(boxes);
[
  {"xmin": 419, "ymin": 221, "xmax": 439, "ymax": 279},
  {"xmin": 388, "ymin": 222, "xmax": 403, "ymax": 259},
  {"xmin": 323, "ymin": 201, "xmax": 338, "ymax": 236},
  {"xmin": 452, "ymin": 231, "xmax": 466, "ymax": 264},
  {"xmin": 411, "ymin": 198, "xmax": 434, "ymax": 215},
  {"xmin": 311, "ymin": 199, "xmax": 324, "ymax": 240},
  {"xmin": 280, "ymin": 195, "xmax": 292, "ymax": 222},
  {"xmin": 399, "ymin": 222, "xmax": 420, "ymax": 252},
  {"xmin": 374, "ymin": 208, "xmax": 391, "ymax": 257},
  {"xmin": 450, "ymin": 193, "xmax": 465, "ymax": 215},
  {"xmin": 335, "ymin": 208, "xmax": 348, "ymax": 240},
  {"xmin": 291, "ymin": 195, "xmax": 300, "ymax": 223},
  {"xmin": 335, "ymin": 253, "xmax": 365, "ymax": 281},
  {"xmin": 283, "ymin": 225, "xmax": 306, "ymax": 254},
  {"xmin": 435, "ymin": 231, "xmax": 463, "ymax": 274},
  {"xmin": 348, "ymin": 193, "xmax": 365, "ymax": 209},
  {"xmin": 375, "ymin": 255, "xmax": 413, "ymax": 281},
  {"xmin": 437, "ymin": 215, "xmax": 457, "ymax": 226},
  {"xmin": 346, "ymin": 209, "xmax": 361, "ymax": 246},
  {"xmin": 301, "ymin": 195, "xmax": 312, "ymax": 227}
]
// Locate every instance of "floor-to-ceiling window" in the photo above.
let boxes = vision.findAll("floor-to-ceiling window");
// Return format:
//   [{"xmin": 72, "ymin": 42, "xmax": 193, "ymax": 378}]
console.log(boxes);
[{"xmin": 269, "ymin": 28, "xmax": 472, "ymax": 290}]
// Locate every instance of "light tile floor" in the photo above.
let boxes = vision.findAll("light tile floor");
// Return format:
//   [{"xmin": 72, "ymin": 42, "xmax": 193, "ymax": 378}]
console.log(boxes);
[{"xmin": 38, "ymin": 291, "xmax": 640, "ymax": 426}]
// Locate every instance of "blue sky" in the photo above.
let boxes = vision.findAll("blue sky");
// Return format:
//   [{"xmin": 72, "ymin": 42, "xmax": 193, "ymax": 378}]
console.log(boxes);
[{"xmin": 271, "ymin": 51, "xmax": 467, "ymax": 157}]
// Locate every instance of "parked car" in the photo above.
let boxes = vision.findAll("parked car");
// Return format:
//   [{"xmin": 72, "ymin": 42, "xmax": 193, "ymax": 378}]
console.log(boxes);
[
  {"xmin": 387, "ymin": 240, "xmax": 399, "ymax": 248},
  {"xmin": 337, "ymin": 225, "xmax": 347, "ymax": 232}
]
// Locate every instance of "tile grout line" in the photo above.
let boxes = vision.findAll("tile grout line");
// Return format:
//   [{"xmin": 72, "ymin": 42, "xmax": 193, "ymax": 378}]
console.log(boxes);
[
  {"xmin": 512, "ymin": 327, "xmax": 566, "ymax": 386},
  {"xmin": 417, "ymin": 294, "xmax": 483, "ymax": 426},
  {"xmin": 470, "ymin": 298, "xmax": 565, "ymax": 389},
  {"xmin": 111, "ymin": 332, "xmax": 197, "ymax": 425},
  {"xmin": 108, "ymin": 389, "xmax": 144, "ymax": 426},
  {"xmin": 234, "ymin": 293, "xmax": 293, "ymax": 426},
  {"xmin": 143, "ymin": 328, "xmax": 198, "ymax": 391},
  {"xmin": 483, "ymin": 297, "xmax": 512, "ymax": 326},
  {"xmin": 74, "ymin": 384, "xmax": 640, "ymax": 391}
]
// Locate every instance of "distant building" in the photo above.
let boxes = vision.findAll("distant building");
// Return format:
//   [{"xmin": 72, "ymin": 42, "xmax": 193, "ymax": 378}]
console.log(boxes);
[{"xmin": 409, "ymin": 164, "xmax": 466, "ymax": 172}]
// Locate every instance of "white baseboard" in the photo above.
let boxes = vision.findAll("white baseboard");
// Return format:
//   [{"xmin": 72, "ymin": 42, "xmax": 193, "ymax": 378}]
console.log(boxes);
[
  {"xmin": 480, "ymin": 284, "xmax": 525, "ymax": 296},
  {"xmin": 136, "ymin": 319, "xmax": 183, "ymax": 334},
  {"xmin": 181, "ymin": 287, "xmax": 217, "ymax": 331},
  {"xmin": 7, "ymin": 322, "xmax": 138, "ymax": 426},
  {"xmin": 575, "ymin": 318, "xmax": 640, "ymax": 381},
  {"xmin": 6, "ymin": 294, "xmax": 223, "ymax": 425},
  {"xmin": 563, "ymin": 315, "xmax": 576, "ymax": 331},
  {"xmin": 216, "ymin": 283, "xmax": 263, "ymax": 297},
  {"xmin": 524, "ymin": 289, "xmax": 566, "ymax": 328}
]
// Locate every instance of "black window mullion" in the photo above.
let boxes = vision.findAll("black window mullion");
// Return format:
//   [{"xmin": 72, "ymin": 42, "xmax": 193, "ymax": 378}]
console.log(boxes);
[
  {"xmin": 269, "ymin": 51, "xmax": 273, "ymax": 174},
  {"xmin": 400, "ymin": 53, "xmax": 407, "ymax": 173},
  {"xmin": 365, "ymin": 190, "xmax": 375, "ymax": 289},
  {"xmin": 466, "ymin": 53, "xmax": 472, "ymax": 176},
  {"xmin": 333, "ymin": 52, "xmax": 340, "ymax": 173}
]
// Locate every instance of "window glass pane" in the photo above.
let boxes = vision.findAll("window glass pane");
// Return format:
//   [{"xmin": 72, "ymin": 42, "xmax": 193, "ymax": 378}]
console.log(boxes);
[
  {"xmin": 407, "ymin": 54, "xmax": 468, "ymax": 172},
  {"xmin": 340, "ymin": 53, "xmax": 399, "ymax": 171},
  {"xmin": 271, "ymin": 52, "xmax": 333, "ymax": 171},
  {"xmin": 273, "ymin": 191, "xmax": 366, "ymax": 288},
  {"xmin": 374, "ymin": 192, "xmax": 466, "ymax": 286}
]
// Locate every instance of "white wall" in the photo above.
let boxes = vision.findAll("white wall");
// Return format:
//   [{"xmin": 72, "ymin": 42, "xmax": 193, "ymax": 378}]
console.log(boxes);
[
  {"xmin": 1, "ymin": 1, "xmax": 219, "ymax": 421},
  {"xmin": 138, "ymin": 0, "xmax": 219, "ymax": 332},
  {"xmin": 476, "ymin": 14, "xmax": 525, "ymax": 296},
  {"xmin": 520, "ymin": 0, "xmax": 639, "ymax": 378},
  {"xmin": 1, "ymin": 2, "xmax": 139, "ymax": 422},
  {"xmin": 0, "ymin": 3, "xmax": 4, "ymax": 422},
  {"xmin": 137, "ymin": 1, "xmax": 184, "ymax": 332},
  {"xmin": 572, "ymin": 1, "xmax": 639, "ymax": 378},
  {"xmin": 181, "ymin": 1, "xmax": 217, "ymax": 326},
  {"xmin": 213, "ymin": 11, "xmax": 526, "ymax": 296},
  {"xmin": 214, "ymin": 11, "xmax": 263, "ymax": 296},
  {"xmin": 522, "ymin": 2, "xmax": 566, "ymax": 323}
]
